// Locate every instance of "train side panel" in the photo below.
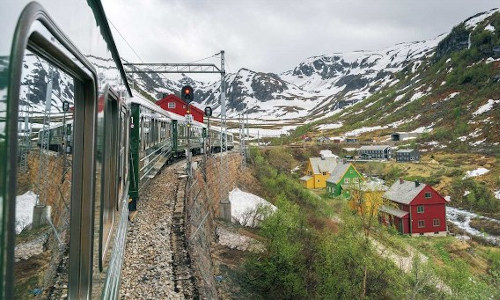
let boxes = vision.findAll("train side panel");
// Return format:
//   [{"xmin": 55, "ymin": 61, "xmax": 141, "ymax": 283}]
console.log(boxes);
[{"xmin": 0, "ymin": 1, "xmax": 131, "ymax": 299}]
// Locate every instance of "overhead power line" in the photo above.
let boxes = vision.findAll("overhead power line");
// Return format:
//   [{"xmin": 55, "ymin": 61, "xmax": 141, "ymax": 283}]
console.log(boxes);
[{"xmin": 108, "ymin": 19, "xmax": 144, "ymax": 63}]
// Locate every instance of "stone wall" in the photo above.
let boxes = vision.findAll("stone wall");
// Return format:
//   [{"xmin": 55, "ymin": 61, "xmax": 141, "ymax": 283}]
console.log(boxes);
[{"xmin": 185, "ymin": 153, "xmax": 242, "ymax": 299}]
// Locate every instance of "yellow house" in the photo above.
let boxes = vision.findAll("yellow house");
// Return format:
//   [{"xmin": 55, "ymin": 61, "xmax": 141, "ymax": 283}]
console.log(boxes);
[
  {"xmin": 300, "ymin": 157, "xmax": 338, "ymax": 189},
  {"xmin": 348, "ymin": 181, "xmax": 388, "ymax": 216}
]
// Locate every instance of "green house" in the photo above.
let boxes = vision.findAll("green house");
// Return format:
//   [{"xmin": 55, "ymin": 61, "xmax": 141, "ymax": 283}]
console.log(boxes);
[{"xmin": 326, "ymin": 162, "xmax": 363, "ymax": 197}]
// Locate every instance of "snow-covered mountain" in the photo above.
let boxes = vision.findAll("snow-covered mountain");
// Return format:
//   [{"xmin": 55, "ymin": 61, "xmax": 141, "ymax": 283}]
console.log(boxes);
[{"xmin": 129, "ymin": 8, "xmax": 498, "ymax": 132}]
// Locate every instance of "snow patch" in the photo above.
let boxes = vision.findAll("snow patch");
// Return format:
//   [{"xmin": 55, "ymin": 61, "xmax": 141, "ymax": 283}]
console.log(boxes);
[
  {"xmin": 472, "ymin": 99, "xmax": 499, "ymax": 117},
  {"xmin": 16, "ymin": 191, "xmax": 37, "ymax": 234},
  {"xmin": 394, "ymin": 94, "xmax": 405, "ymax": 102},
  {"xmin": 318, "ymin": 122, "xmax": 343, "ymax": 131},
  {"xmin": 495, "ymin": 190, "xmax": 500, "ymax": 200},
  {"xmin": 229, "ymin": 188, "xmax": 276, "ymax": 227},
  {"xmin": 463, "ymin": 167, "xmax": 489, "ymax": 179},
  {"xmin": 345, "ymin": 125, "xmax": 385, "ymax": 137},
  {"xmin": 485, "ymin": 24, "xmax": 495, "ymax": 32}
]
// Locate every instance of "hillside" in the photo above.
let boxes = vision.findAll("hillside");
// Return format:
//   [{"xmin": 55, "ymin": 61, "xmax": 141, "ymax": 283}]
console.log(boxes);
[{"xmin": 309, "ymin": 9, "xmax": 499, "ymax": 154}]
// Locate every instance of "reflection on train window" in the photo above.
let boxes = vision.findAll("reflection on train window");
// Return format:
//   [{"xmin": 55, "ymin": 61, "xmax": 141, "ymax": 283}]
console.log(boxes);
[
  {"xmin": 15, "ymin": 49, "xmax": 75, "ymax": 298},
  {"xmin": 99, "ymin": 89, "xmax": 119, "ymax": 271}
]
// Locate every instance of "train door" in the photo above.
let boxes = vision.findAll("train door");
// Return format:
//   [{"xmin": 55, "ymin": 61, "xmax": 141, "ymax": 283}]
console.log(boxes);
[{"xmin": 3, "ymin": 4, "xmax": 98, "ymax": 299}]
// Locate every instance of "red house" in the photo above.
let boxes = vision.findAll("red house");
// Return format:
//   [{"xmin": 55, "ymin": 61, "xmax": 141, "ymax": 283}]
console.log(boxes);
[
  {"xmin": 156, "ymin": 94, "xmax": 204, "ymax": 123},
  {"xmin": 379, "ymin": 179, "xmax": 447, "ymax": 236}
]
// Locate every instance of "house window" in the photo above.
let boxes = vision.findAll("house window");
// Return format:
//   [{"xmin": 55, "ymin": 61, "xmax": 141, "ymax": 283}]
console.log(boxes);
[
  {"xmin": 418, "ymin": 220, "xmax": 425, "ymax": 228},
  {"xmin": 417, "ymin": 205, "xmax": 424, "ymax": 213},
  {"xmin": 344, "ymin": 178, "xmax": 350, "ymax": 184},
  {"xmin": 353, "ymin": 178, "xmax": 359, "ymax": 183},
  {"xmin": 322, "ymin": 172, "xmax": 327, "ymax": 176},
  {"xmin": 350, "ymin": 170, "xmax": 353, "ymax": 174},
  {"xmin": 433, "ymin": 219, "xmax": 440, "ymax": 227},
  {"xmin": 168, "ymin": 102, "xmax": 175, "ymax": 108},
  {"xmin": 425, "ymin": 192, "xmax": 431, "ymax": 199}
]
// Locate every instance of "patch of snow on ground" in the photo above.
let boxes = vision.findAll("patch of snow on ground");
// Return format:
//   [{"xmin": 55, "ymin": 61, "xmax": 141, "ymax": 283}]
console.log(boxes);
[
  {"xmin": 345, "ymin": 125, "xmax": 385, "ymax": 136},
  {"xmin": 16, "ymin": 191, "xmax": 37, "ymax": 234},
  {"xmin": 409, "ymin": 91, "xmax": 425, "ymax": 103},
  {"xmin": 229, "ymin": 188, "xmax": 276, "ymax": 227},
  {"xmin": 318, "ymin": 122, "xmax": 343, "ymax": 131},
  {"xmin": 463, "ymin": 190, "xmax": 470, "ymax": 196},
  {"xmin": 463, "ymin": 167, "xmax": 489, "ymax": 179},
  {"xmin": 495, "ymin": 190, "xmax": 500, "ymax": 200},
  {"xmin": 394, "ymin": 94, "xmax": 405, "ymax": 102},
  {"xmin": 443, "ymin": 92, "xmax": 459, "ymax": 102},
  {"xmin": 485, "ymin": 24, "xmax": 495, "ymax": 32},
  {"xmin": 473, "ymin": 99, "xmax": 499, "ymax": 117},
  {"xmin": 411, "ymin": 126, "xmax": 432, "ymax": 134},
  {"xmin": 457, "ymin": 136, "xmax": 467, "ymax": 142},
  {"xmin": 469, "ymin": 128, "xmax": 481, "ymax": 138},
  {"xmin": 470, "ymin": 139, "xmax": 486, "ymax": 146}
]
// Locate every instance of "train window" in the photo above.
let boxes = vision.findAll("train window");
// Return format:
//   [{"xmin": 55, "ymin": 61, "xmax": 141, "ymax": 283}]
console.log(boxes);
[
  {"xmin": 14, "ymin": 48, "xmax": 76, "ymax": 299},
  {"xmin": 97, "ymin": 87, "xmax": 119, "ymax": 271},
  {"xmin": 9, "ymin": 9, "xmax": 98, "ymax": 299}
]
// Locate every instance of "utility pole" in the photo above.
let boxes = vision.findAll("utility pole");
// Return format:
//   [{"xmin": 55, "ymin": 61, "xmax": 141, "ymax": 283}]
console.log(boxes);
[
  {"xmin": 219, "ymin": 50, "xmax": 231, "ymax": 221},
  {"xmin": 245, "ymin": 114, "xmax": 250, "ymax": 162}
]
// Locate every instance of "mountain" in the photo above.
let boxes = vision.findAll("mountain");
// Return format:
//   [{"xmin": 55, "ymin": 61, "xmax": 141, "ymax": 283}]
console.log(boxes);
[
  {"xmin": 128, "ymin": 8, "xmax": 499, "ymax": 150},
  {"xmin": 308, "ymin": 9, "xmax": 500, "ymax": 153}
]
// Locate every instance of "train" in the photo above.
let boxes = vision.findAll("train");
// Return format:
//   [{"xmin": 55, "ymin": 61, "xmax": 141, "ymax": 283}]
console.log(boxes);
[{"xmin": 0, "ymin": 1, "xmax": 232, "ymax": 299}]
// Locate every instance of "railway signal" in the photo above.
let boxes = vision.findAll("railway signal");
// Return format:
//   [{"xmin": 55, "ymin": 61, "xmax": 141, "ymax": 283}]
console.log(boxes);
[
  {"xmin": 181, "ymin": 85, "xmax": 193, "ymax": 103},
  {"xmin": 204, "ymin": 106, "xmax": 212, "ymax": 117}
]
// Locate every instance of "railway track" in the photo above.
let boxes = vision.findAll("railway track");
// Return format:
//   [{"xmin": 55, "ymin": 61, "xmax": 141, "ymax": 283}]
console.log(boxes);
[
  {"xmin": 120, "ymin": 160, "xmax": 198, "ymax": 299},
  {"xmin": 171, "ymin": 171, "xmax": 198, "ymax": 299}
]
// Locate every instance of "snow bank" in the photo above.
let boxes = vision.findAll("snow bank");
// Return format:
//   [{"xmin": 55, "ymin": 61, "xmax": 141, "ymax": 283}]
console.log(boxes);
[
  {"xmin": 472, "ymin": 99, "xmax": 499, "ymax": 117},
  {"xmin": 16, "ymin": 191, "xmax": 37, "ymax": 234},
  {"xmin": 463, "ymin": 167, "xmax": 490, "ymax": 179},
  {"xmin": 345, "ymin": 125, "xmax": 385, "ymax": 137},
  {"xmin": 485, "ymin": 24, "xmax": 495, "ymax": 32},
  {"xmin": 229, "ymin": 188, "xmax": 277, "ymax": 227},
  {"xmin": 318, "ymin": 122, "xmax": 343, "ymax": 131}
]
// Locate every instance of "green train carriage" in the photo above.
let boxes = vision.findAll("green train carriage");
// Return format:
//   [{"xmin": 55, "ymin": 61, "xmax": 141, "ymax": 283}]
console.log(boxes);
[{"xmin": 0, "ymin": 1, "xmax": 132, "ymax": 299}]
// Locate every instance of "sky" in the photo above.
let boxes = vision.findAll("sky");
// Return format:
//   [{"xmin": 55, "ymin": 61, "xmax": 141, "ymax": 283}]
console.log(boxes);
[{"xmin": 102, "ymin": 0, "xmax": 497, "ymax": 75}]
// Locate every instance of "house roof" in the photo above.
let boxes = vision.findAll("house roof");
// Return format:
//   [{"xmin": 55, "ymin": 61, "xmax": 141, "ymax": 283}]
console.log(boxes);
[
  {"xmin": 396, "ymin": 149, "xmax": 416, "ymax": 153},
  {"xmin": 326, "ymin": 162, "xmax": 352, "ymax": 184},
  {"xmin": 300, "ymin": 176, "xmax": 313, "ymax": 181},
  {"xmin": 379, "ymin": 205, "xmax": 409, "ymax": 218},
  {"xmin": 383, "ymin": 180, "xmax": 426, "ymax": 205},
  {"xmin": 359, "ymin": 145, "xmax": 390, "ymax": 151},
  {"xmin": 309, "ymin": 157, "xmax": 338, "ymax": 174}
]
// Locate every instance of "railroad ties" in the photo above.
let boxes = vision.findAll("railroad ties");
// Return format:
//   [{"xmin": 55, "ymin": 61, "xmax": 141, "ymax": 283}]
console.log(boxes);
[{"xmin": 120, "ymin": 160, "xmax": 198, "ymax": 299}]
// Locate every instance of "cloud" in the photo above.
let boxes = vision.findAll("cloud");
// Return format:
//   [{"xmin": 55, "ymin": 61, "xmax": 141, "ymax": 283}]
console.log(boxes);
[{"xmin": 102, "ymin": 0, "xmax": 497, "ymax": 74}]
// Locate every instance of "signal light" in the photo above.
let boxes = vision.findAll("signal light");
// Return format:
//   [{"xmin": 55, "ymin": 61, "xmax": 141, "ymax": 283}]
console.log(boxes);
[{"xmin": 181, "ymin": 85, "xmax": 194, "ymax": 103}]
